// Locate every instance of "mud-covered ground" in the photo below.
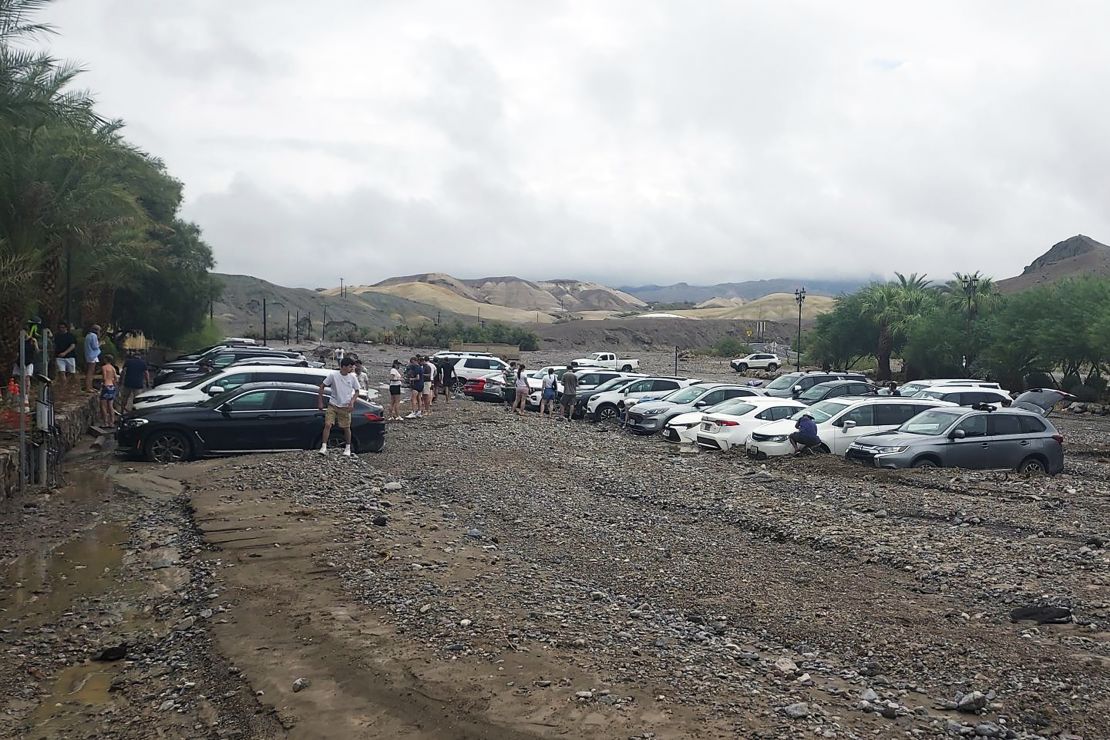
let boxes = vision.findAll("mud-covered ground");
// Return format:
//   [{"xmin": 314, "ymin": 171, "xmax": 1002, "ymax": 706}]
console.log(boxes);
[{"xmin": 0, "ymin": 379, "xmax": 1106, "ymax": 738}]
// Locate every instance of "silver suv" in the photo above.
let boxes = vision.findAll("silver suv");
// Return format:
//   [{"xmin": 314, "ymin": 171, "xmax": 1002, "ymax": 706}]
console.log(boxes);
[{"xmin": 845, "ymin": 406, "xmax": 1064, "ymax": 474}]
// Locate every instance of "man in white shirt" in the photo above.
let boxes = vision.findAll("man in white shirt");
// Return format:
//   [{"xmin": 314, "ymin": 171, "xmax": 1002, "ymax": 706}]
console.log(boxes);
[{"xmin": 318, "ymin": 356, "xmax": 361, "ymax": 457}]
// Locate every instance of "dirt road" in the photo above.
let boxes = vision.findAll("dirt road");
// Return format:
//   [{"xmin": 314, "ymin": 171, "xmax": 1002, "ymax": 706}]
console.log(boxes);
[{"xmin": 1, "ymin": 397, "xmax": 1107, "ymax": 738}]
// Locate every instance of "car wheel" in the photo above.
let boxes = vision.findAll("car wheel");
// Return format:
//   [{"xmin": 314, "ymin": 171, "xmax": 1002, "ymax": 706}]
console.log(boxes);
[
  {"xmin": 595, "ymin": 404, "xmax": 618, "ymax": 422},
  {"xmin": 363, "ymin": 436, "xmax": 385, "ymax": 453},
  {"xmin": 1018, "ymin": 456, "xmax": 1047, "ymax": 475},
  {"xmin": 144, "ymin": 431, "xmax": 190, "ymax": 464},
  {"xmin": 620, "ymin": 365, "xmax": 633, "ymax": 373},
  {"xmin": 911, "ymin": 457, "xmax": 938, "ymax": 469},
  {"xmin": 736, "ymin": 363, "xmax": 748, "ymax": 373},
  {"xmin": 767, "ymin": 363, "xmax": 778, "ymax": 372}
]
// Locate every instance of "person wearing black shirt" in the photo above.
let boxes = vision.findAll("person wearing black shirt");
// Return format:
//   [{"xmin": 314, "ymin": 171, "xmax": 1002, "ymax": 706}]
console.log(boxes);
[
  {"xmin": 53, "ymin": 322, "xmax": 77, "ymax": 388},
  {"xmin": 118, "ymin": 350, "xmax": 151, "ymax": 413}
]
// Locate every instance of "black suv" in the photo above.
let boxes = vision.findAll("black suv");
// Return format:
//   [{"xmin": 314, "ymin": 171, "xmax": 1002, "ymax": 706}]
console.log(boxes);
[
  {"xmin": 153, "ymin": 347, "xmax": 304, "ymax": 386},
  {"xmin": 796, "ymin": 379, "xmax": 877, "ymax": 405},
  {"xmin": 763, "ymin": 371, "xmax": 869, "ymax": 398}
]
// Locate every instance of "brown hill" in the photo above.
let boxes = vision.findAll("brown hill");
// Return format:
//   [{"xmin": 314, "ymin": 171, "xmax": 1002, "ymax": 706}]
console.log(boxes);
[{"xmin": 997, "ymin": 235, "xmax": 1110, "ymax": 293}]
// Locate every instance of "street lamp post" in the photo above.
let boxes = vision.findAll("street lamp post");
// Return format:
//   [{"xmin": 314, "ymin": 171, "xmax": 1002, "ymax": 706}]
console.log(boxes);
[
  {"xmin": 262, "ymin": 298, "xmax": 267, "ymax": 346},
  {"xmin": 962, "ymin": 275, "xmax": 979, "ymax": 370},
  {"xmin": 794, "ymin": 287, "xmax": 806, "ymax": 371}
]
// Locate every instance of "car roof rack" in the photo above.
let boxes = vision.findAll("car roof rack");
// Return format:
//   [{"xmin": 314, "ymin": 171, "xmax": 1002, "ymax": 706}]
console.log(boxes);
[{"xmin": 971, "ymin": 402, "xmax": 997, "ymax": 412}]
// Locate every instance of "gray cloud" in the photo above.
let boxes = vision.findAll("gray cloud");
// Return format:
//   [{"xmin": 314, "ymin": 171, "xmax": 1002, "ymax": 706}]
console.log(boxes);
[{"xmin": 43, "ymin": 0, "xmax": 1110, "ymax": 288}]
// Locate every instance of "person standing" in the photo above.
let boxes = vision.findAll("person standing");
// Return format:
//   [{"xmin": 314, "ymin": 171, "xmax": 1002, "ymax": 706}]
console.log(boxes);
[
  {"xmin": 12, "ymin": 329, "xmax": 38, "ymax": 381},
  {"xmin": 405, "ymin": 356, "xmax": 424, "ymax": 419},
  {"xmin": 512, "ymin": 363, "xmax": 529, "ymax": 415},
  {"xmin": 318, "ymin": 356, "xmax": 361, "ymax": 457},
  {"xmin": 117, "ymin": 350, "xmax": 151, "ymax": 414},
  {"xmin": 99, "ymin": 354, "xmax": 118, "ymax": 426},
  {"xmin": 539, "ymin": 367, "xmax": 557, "ymax": 416},
  {"xmin": 503, "ymin": 361, "xmax": 517, "ymax": 411},
  {"xmin": 53, "ymin": 322, "xmax": 77, "ymax": 389},
  {"xmin": 83, "ymin": 324, "xmax": 101, "ymax": 392},
  {"xmin": 353, "ymin": 357, "xmax": 372, "ymax": 396},
  {"xmin": 559, "ymin": 367, "xmax": 578, "ymax": 421},
  {"xmin": 422, "ymin": 355, "xmax": 436, "ymax": 413},
  {"xmin": 335, "ymin": 347, "xmax": 345, "ymax": 368},
  {"xmin": 438, "ymin": 358, "xmax": 455, "ymax": 403},
  {"xmin": 387, "ymin": 360, "xmax": 404, "ymax": 420}
]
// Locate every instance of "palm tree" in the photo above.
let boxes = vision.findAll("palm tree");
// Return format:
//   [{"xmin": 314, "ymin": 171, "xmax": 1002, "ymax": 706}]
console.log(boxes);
[{"xmin": 860, "ymin": 273, "xmax": 936, "ymax": 380}]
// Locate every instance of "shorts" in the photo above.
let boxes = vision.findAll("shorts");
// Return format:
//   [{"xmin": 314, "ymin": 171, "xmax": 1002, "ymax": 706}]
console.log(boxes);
[
  {"xmin": 411, "ymin": 381, "xmax": 424, "ymax": 393},
  {"xmin": 389, "ymin": 385, "xmax": 401, "ymax": 396},
  {"xmin": 118, "ymin": 386, "xmax": 141, "ymax": 407},
  {"xmin": 542, "ymin": 387, "xmax": 556, "ymax": 401},
  {"xmin": 56, "ymin": 357, "xmax": 76, "ymax": 373},
  {"xmin": 11, "ymin": 363, "xmax": 33, "ymax": 377},
  {"xmin": 422, "ymin": 385, "xmax": 434, "ymax": 397},
  {"xmin": 325, "ymin": 405, "xmax": 352, "ymax": 428},
  {"xmin": 789, "ymin": 432, "xmax": 820, "ymax": 447},
  {"xmin": 100, "ymin": 385, "xmax": 117, "ymax": 401}
]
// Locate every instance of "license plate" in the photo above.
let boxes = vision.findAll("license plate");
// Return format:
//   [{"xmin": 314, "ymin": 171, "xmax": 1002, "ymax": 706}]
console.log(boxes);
[
  {"xmin": 701, "ymin": 422, "xmax": 713, "ymax": 431},
  {"xmin": 745, "ymin": 446, "xmax": 758, "ymax": 457}
]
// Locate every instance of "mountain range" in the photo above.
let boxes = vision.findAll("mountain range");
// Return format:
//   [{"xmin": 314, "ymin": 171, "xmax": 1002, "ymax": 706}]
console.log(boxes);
[
  {"xmin": 620, "ymin": 278, "xmax": 869, "ymax": 304},
  {"xmin": 995, "ymin": 234, "xmax": 1110, "ymax": 293}
]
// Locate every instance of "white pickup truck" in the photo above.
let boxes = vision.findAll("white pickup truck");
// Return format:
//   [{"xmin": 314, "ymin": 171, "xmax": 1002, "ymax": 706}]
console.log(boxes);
[{"xmin": 570, "ymin": 352, "xmax": 640, "ymax": 372}]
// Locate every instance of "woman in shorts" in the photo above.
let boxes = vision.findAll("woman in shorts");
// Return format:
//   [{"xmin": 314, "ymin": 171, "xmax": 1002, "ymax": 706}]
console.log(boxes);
[
  {"xmin": 99, "ymin": 355, "xmax": 118, "ymax": 426},
  {"xmin": 512, "ymin": 364, "xmax": 529, "ymax": 415},
  {"xmin": 539, "ymin": 367, "xmax": 557, "ymax": 416},
  {"xmin": 388, "ymin": 360, "xmax": 403, "ymax": 420}
]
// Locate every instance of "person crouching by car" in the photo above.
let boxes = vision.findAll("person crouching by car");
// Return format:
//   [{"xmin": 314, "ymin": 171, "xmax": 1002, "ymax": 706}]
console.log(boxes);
[
  {"xmin": 789, "ymin": 413, "xmax": 821, "ymax": 454},
  {"xmin": 318, "ymin": 356, "xmax": 361, "ymax": 457}
]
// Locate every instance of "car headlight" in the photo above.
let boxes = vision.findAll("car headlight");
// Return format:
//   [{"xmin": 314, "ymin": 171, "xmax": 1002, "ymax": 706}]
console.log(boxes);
[
  {"xmin": 874, "ymin": 445, "xmax": 907, "ymax": 454},
  {"xmin": 768, "ymin": 435, "xmax": 788, "ymax": 442},
  {"xmin": 135, "ymin": 395, "xmax": 169, "ymax": 403},
  {"xmin": 122, "ymin": 418, "xmax": 149, "ymax": 428},
  {"xmin": 641, "ymin": 408, "xmax": 664, "ymax": 416}
]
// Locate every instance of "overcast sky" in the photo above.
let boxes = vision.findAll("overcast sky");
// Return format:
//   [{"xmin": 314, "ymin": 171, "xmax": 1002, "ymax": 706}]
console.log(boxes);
[{"xmin": 42, "ymin": 0, "xmax": 1110, "ymax": 289}]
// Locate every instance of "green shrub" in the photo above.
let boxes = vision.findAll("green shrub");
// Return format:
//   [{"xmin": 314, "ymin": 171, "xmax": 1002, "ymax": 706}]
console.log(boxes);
[
  {"xmin": 1023, "ymin": 371, "xmax": 1056, "ymax": 390},
  {"xmin": 1072, "ymin": 384, "xmax": 1100, "ymax": 402},
  {"xmin": 1086, "ymin": 375, "xmax": 1108, "ymax": 396},
  {"xmin": 176, "ymin": 319, "xmax": 224, "ymax": 353},
  {"xmin": 1060, "ymin": 374, "xmax": 1082, "ymax": 392},
  {"xmin": 709, "ymin": 338, "xmax": 753, "ymax": 358}
]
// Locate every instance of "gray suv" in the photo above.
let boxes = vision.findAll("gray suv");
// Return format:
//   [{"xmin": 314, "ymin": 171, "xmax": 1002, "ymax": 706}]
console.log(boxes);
[{"xmin": 845, "ymin": 406, "xmax": 1064, "ymax": 475}]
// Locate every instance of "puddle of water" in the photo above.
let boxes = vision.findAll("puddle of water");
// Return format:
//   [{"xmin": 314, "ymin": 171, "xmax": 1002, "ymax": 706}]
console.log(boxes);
[
  {"xmin": 28, "ymin": 661, "xmax": 119, "ymax": 730},
  {"xmin": 0, "ymin": 523, "xmax": 128, "ymax": 626}
]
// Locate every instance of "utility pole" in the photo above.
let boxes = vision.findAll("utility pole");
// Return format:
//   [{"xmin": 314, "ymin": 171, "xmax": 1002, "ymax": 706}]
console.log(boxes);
[
  {"xmin": 321, "ymin": 304, "xmax": 327, "ymax": 343},
  {"xmin": 295, "ymin": 310, "xmax": 300, "ymax": 344},
  {"xmin": 340, "ymin": 277, "xmax": 344, "ymax": 298},
  {"xmin": 794, "ymin": 287, "xmax": 806, "ymax": 372},
  {"xmin": 262, "ymin": 297, "xmax": 268, "ymax": 346},
  {"xmin": 287, "ymin": 310, "xmax": 291, "ymax": 345},
  {"xmin": 962, "ymin": 275, "xmax": 979, "ymax": 370}
]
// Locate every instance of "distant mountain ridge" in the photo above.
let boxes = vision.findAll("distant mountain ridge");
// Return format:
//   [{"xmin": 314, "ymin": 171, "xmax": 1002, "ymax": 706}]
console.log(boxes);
[
  {"xmin": 997, "ymin": 234, "xmax": 1110, "ymax": 293},
  {"xmin": 621, "ymin": 278, "xmax": 869, "ymax": 304}
]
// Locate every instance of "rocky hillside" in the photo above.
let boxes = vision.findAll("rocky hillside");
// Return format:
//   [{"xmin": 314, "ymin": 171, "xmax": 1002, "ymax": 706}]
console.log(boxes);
[
  {"xmin": 622, "ymin": 278, "xmax": 866, "ymax": 304},
  {"xmin": 996, "ymin": 234, "xmax": 1110, "ymax": 292}
]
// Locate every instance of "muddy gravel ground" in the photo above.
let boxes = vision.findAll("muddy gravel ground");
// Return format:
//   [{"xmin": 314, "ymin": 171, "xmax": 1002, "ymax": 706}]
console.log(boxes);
[{"xmin": 0, "ymin": 374, "xmax": 1107, "ymax": 738}]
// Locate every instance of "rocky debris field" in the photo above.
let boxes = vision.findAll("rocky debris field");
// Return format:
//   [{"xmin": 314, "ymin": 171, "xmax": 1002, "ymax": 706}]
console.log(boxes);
[{"xmin": 1, "ymin": 391, "xmax": 1107, "ymax": 738}]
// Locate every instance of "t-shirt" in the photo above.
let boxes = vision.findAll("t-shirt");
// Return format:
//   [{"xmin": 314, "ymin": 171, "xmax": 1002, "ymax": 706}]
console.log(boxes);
[
  {"xmin": 796, "ymin": 417, "xmax": 819, "ymax": 438},
  {"xmin": 54, "ymin": 332, "xmax": 76, "ymax": 357},
  {"xmin": 122, "ymin": 357, "xmax": 147, "ymax": 388},
  {"xmin": 542, "ymin": 374, "xmax": 557, "ymax": 390},
  {"xmin": 514, "ymin": 373, "xmax": 530, "ymax": 391},
  {"xmin": 22, "ymin": 338, "xmax": 37, "ymax": 364},
  {"xmin": 389, "ymin": 368, "xmax": 402, "ymax": 387},
  {"xmin": 407, "ymin": 363, "xmax": 424, "ymax": 383},
  {"xmin": 323, "ymin": 370, "xmax": 360, "ymax": 408},
  {"xmin": 561, "ymin": 371, "xmax": 578, "ymax": 395},
  {"xmin": 424, "ymin": 362, "xmax": 436, "ymax": 384},
  {"xmin": 84, "ymin": 332, "xmax": 100, "ymax": 362}
]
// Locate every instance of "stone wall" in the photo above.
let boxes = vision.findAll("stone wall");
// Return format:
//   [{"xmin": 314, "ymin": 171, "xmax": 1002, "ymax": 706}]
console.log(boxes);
[{"xmin": 0, "ymin": 393, "xmax": 99, "ymax": 501}]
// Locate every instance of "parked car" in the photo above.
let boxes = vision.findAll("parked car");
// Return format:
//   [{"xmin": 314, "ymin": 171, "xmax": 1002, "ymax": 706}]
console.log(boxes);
[
  {"xmin": 1011, "ymin": 388, "xmax": 1075, "ymax": 417},
  {"xmin": 729, "ymin": 353, "xmax": 781, "ymax": 373},
  {"xmin": 845, "ymin": 406, "xmax": 1064, "ymax": 474},
  {"xmin": 570, "ymin": 376, "xmax": 644, "ymax": 419},
  {"xmin": 452, "ymin": 355, "xmax": 511, "ymax": 383},
  {"xmin": 587, "ymin": 376, "xmax": 698, "ymax": 422},
  {"xmin": 915, "ymin": 386, "xmax": 1013, "ymax": 407},
  {"xmin": 762, "ymin": 371, "xmax": 869, "ymax": 398},
  {"xmin": 693, "ymin": 398, "xmax": 809, "ymax": 449},
  {"xmin": 134, "ymin": 366, "xmax": 335, "ymax": 411},
  {"xmin": 624, "ymin": 384, "xmax": 761, "ymax": 435},
  {"xmin": 526, "ymin": 369, "xmax": 642, "ymax": 408},
  {"xmin": 117, "ymin": 382, "xmax": 386, "ymax": 463},
  {"xmin": 228, "ymin": 356, "xmax": 323, "ymax": 369},
  {"xmin": 172, "ymin": 340, "xmax": 258, "ymax": 362},
  {"xmin": 570, "ymin": 352, "xmax": 640, "ymax": 372},
  {"xmin": 662, "ymin": 397, "xmax": 803, "ymax": 444},
  {"xmin": 796, "ymin": 379, "xmax": 877, "ymax": 405},
  {"xmin": 898, "ymin": 378, "xmax": 1005, "ymax": 396},
  {"xmin": 462, "ymin": 372, "xmax": 509, "ymax": 402},
  {"xmin": 153, "ymin": 348, "xmax": 306, "ymax": 386},
  {"xmin": 745, "ymin": 397, "xmax": 955, "ymax": 458}
]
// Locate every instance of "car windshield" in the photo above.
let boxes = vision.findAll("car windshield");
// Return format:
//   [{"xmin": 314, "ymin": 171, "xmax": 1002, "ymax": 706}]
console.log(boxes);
[
  {"xmin": 765, "ymin": 375, "xmax": 800, "ymax": 390},
  {"xmin": 591, "ymin": 377, "xmax": 633, "ymax": 393},
  {"xmin": 666, "ymin": 386, "xmax": 708, "ymax": 404},
  {"xmin": 920, "ymin": 390, "xmax": 948, "ymax": 400},
  {"xmin": 798, "ymin": 385, "xmax": 830, "ymax": 401},
  {"xmin": 899, "ymin": 382, "xmax": 930, "ymax": 395},
  {"xmin": 791, "ymin": 400, "xmax": 849, "ymax": 424},
  {"xmin": 709, "ymin": 401, "xmax": 756, "ymax": 416},
  {"xmin": 181, "ymin": 371, "xmax": 223, "ymax": 389},
  {"xmin": 898, "ymin": 408, "xmax": 964, "ymax": 435}
]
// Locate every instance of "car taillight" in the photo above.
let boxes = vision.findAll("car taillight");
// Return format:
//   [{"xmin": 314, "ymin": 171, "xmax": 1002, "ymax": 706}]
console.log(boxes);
[
  {"xmin": 364, "ymin": 413, "xmax": 383, "ymax": 422},
  {"xmin": 1052, "ymin": 434, "xmax": 1064, "ymax": 445},
  {"xmin": 717, "ymin": 420, "xmax": 739, "ymax": 426}
]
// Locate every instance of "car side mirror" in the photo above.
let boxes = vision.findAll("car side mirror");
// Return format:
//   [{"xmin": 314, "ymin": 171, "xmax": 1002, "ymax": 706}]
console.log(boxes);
[
  {"xmin": 950, "ymin": 429, "xmax": 966, "ymax": 439},
  {"xmin": 206, "ymin": 385, "xmax": 225, "ymax": 395},
  {"xmin": 220, "ymin": 403, "xmax": 233, "ymax": 415},
  {"xmin": 694, "ymin": 401, "xmax": 707, "ymax": 408},
  {"xmin": 842, "ymin": 420, "xmax": 856, "ymax": 430}
]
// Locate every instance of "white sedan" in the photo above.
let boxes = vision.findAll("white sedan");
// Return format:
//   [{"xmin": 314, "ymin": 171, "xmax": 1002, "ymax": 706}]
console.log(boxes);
[
  {"xmin": 662, "ymin": 397, "xmax": 796, "ymax": 444},
  {"xmin": 693, "ymin": 399, "xmax": 808, "ymax": 450}
]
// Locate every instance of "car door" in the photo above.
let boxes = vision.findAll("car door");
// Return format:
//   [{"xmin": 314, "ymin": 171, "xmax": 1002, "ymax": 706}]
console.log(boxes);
[
  {"xmin": 828, "ymin": 404, "xmax": 875, "ymax": 454},
  {"xmin": 202, "ymin": 389, "xmax": 277, "ymax": 451},
  {"xmin": 202, "ymin": 371, "xmax": 254, "ymax": 396},
  {"xmin": 622, "ymin": 379, "xmax": 655, "ymax": 400},
  {"xmin": 944, "ymin": 414, "xmax": 989, "ymax": 468},
  {"xmin": 985, "ymin": 414, "xmax": 1027, "ymax": 469},
  {"xmin": 268, "ymin": 389, "xmax": 325, "ymax": 449}
]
